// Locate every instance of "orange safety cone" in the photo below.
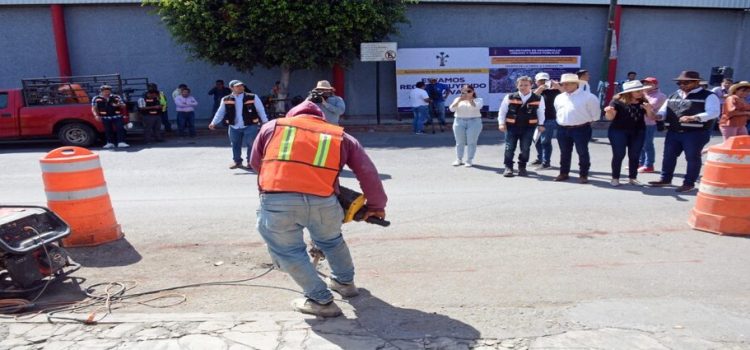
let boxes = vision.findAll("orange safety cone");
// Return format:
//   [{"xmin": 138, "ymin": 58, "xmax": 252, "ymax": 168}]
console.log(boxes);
[
  {"xmin": 40, "ymin": 146, "xmax": 123, "ymax": 246},
  {"xmin": 689, "ymin": 136, "xmax": 750, "ymax": 236}
]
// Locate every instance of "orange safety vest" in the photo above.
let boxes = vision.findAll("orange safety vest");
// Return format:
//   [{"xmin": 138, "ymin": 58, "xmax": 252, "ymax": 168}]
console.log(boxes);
[{"xmin": 259, "ymin": 115, "xmax": 344, "ymax": 197}]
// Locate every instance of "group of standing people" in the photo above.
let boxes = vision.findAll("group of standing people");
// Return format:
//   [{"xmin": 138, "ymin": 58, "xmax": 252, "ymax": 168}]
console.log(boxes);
[{"xmin": 417, "ymin": 68, "xmax": 748, "ymax": 194}]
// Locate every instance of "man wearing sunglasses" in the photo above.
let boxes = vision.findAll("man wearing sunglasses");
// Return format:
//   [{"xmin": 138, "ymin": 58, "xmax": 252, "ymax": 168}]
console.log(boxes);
[{"xmin": 648, "ymin": 71, "xmax": 720, "ymax": 193}]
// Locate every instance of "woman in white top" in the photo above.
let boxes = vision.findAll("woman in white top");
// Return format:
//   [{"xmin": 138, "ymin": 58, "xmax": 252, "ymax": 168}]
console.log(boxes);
[{"xmin": 449, "ymin": 85, "xmax": 484, "ymax": 167}]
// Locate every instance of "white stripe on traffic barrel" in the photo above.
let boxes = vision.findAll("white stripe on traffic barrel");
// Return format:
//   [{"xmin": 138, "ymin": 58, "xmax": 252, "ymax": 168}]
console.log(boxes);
[
  {"xmin": 40, "ymin": 158, "xmax": 101, "ymax": 173},
  {"xmin": 699, "ymin": 183, "xmax": 750, "ymax": 197},
  {"xmin": 707, "ymin": 152, "xmax": 750, "ymax": 165},
  {"xmin": 45, "ymin": 185, "xmax": 109, "ymax": 201}
]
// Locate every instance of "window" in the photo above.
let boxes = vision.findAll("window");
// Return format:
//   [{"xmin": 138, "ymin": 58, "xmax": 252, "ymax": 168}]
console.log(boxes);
[{"xmin": 0, "ymin": 93, "xmax": 7, "ymax": 109}]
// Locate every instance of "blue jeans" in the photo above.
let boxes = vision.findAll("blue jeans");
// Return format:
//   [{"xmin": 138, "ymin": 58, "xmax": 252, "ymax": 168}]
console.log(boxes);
[
  {"xmin": 659, "ymin": 130, "xmax": 711, "ymax": 186},
  {"xmin": 535, "ymin": 120, "xmax": 557, "ymax": 165},
  {"xmin": 608, "ymin": 128, "xmax": 645, "ymax": 179},
  {"xmin": 176, "ymin": 111, "xmax": 196, "ymax": 137},
  {"xmin": 228, "ymin": 125, "xmax": 259, "ymax": 164},
  {"xmin": 639, "ymin": 125, "xmax": 657, "ymax": 168},
  {"xmin": 257, "ymin": 193, "xmax": 353, "ymax": 304},
  {"xmin": 504, "ymin": 125, "xmax": 535, "ymax": 169},
  {"xmin": 557, "ymin": 124, "xmax": 592, "ymax": 176},
  {"xmin": 452, "ymin": 117, "xmax": 483, "ymax": 161},
  {"xmin": 102, "ymin": 116, "xmax": 125, "ymax": 144},
  {"xmin": 412, "ymin": 105, "xmax": 429, "ymax": 133},
  {"xmin": 428, "ymin": 101, "xmax": 446, "ymax": 126}
]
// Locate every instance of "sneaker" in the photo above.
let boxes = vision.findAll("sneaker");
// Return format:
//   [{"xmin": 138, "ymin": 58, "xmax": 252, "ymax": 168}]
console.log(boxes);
[
  {"xmin": 553, "ymin": 174, "xmax": 569, "ymax": 182},
  {"xmin": 536, "ymin": 163, "xmax": 552, "ymax": 170},
  {"xmin": 628, "ymin": 179, "xmax": 643, "ymax": 186},
  {"xmin": 415, "ymin": 132, "xmax": 425, "ymax": 135},
  {"xmin": 452, "ymin": 160, "xmax": 463, "ymax": 166},
  {"xmin": 117, "ymin": 142, "xmax": 130, "ymax": 148},
  {"xmin": 648, "ymin": 180, "xmax": 671, "ymax": 187},
  {"xmin": 229, "ymin": 163, "xmax": 242, "ymax": 169},
  {"xmin": 291, "ymin": 298, "xmax": 342, "ymax": 317},
  {"xmin": 103, "ymin": 143, "xmax": 115, "ymax": 149},
  {"xmin": 531, "ymin": 159, "xmax": 542, "ymax": 165},
  {"xmin": 503, "ymin": 168, "xmax": 514, "ymax": 177},
  {"xmin": 518, "ymin": 167, "xmax": 528, "ymax": 177},
  {"xmin": 638, "ymin": 166, "xmax": 655, "ymax": 173},
  {"xmin": 464, "ymin": 161, "xmax": 473, "ymax": 168},
  {"xmin": 675, "ymin": 185, "xmax": 696, "ymax": 193},
  {"xmin": 579, "ymin": 176, "xmax": 589, "ymax": 184},
  {"xmin": 326, "ymin": 277, "xmax": 360, "ymax": 298},
  {"xmin": 610, "ymin": 178, "xmax": 620, "ymax": 187}
]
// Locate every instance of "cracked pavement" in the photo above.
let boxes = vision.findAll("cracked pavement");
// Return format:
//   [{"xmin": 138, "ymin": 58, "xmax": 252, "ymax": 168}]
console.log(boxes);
[{"xmin": 1, "ymin": 131, "xmax": 749, "ymax": 349}]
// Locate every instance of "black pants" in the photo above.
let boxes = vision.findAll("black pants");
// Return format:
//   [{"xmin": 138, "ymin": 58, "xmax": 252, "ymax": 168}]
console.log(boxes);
[
  {"xmin": 160, "ymin": 110, "xmax": 172, "ymax": 132},
  {"xmin": 143, "ymin": 114, "xmax": 163, "ymax": 142},
  {"xmin": 608, "ymin": 128, "xmax": 645, "ymax": 179}
]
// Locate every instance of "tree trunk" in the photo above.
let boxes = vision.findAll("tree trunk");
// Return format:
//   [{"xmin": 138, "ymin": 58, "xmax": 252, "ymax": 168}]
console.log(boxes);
[{"xmin": 277, "ymin": 65, "xmax": 292, "ymax": 114}]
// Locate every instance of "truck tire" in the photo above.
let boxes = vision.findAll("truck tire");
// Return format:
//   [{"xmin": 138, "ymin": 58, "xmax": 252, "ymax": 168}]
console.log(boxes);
[{"xmin": 58, "ymin": 122, "xmax": 96, "ymax": 147}]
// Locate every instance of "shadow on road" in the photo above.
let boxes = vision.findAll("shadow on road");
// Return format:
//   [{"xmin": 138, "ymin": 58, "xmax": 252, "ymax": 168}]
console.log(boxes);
[
  {"xmin": 307, "ymin": 288, "xmax": 480, "ymax": 347},
  {"xmin": 66, "ymin": 238, "xmax": 142, "ymax": 267}
]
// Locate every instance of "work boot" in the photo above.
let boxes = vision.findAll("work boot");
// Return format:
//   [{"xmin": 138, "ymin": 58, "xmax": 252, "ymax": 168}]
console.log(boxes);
[
  {"xmin": 579, "ymin": 176, "xmax": 589, "ymax": 184},
  {"xmin": 503, "ymin": 168, "xmax": 514, "ymax": 177},
  {"xmin": 291, "ymin": 298, "xmax": 342, "ymax": 317},
  {"xmin": 553, "ymin": 174, "xmax": 569, "ymax": 182},
  {"xmin": 327, "ymin": 277, "xmax": 360, "ymax": 298},
  {"xmin": 518, "ymin": 166, "xmax": 528, "ymax": 177}
]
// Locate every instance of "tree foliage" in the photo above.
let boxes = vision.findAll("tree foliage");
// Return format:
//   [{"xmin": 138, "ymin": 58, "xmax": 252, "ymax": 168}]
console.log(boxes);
[{"xmin": 149, "ymin": 0, "xmax": 410, "ymax": 73}]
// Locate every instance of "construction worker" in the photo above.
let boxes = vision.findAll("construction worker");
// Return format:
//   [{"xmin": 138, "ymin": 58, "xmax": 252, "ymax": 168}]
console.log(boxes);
[
  {"xmin": 249, "ymin": 101, "xmax": 387, "ymax": 317},
  {"xmin": 209, "ymin": 80, "xmax": 268, "ymax": 169},
  {"xmin": 138, "ymin": 89, "xmax": 164, "ymax": 143},
  {"xmin": 91, "ymin": 85, "xmax": 128, "ymax": 148}
]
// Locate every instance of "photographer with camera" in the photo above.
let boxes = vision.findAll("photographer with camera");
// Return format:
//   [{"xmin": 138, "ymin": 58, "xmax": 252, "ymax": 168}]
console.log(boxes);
[{"xmin": 307, "ymin": 80, "xmax": 346, "ymax": 125}]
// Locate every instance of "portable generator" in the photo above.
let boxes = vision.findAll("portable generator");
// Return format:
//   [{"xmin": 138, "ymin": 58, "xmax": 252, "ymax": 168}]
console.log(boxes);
[{"xmin": 0, "ymin": 206, "xmax": 76, "ymax": 298}]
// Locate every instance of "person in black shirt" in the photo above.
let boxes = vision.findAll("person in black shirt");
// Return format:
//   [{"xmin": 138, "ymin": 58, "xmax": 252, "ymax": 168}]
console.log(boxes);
[
  {"xmin": 532, "ymin": 72, "xmax": 561, "ymax": 169},
  {"xmin": 208, "ymin": 80, "xmax": 232, "ymax": 115},
  {"xmin": 603, "ymin": 80, "xmax": 655, "ymax": 186}
]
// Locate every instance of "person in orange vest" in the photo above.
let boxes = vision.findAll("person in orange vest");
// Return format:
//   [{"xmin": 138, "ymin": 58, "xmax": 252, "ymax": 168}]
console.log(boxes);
[{"xmin": 249, "ymin": 101, "xmax": 387, "ymax": 317}]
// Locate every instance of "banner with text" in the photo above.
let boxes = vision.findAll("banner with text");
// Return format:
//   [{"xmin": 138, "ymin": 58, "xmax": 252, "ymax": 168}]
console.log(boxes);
[{"xmin": 396, "ymin": 47, "xmax": 581, "ymax": 112}]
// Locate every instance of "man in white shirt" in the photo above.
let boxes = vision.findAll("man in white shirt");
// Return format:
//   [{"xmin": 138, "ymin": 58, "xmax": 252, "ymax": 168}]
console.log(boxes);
[
  {"xmin": 498, "ymin": 76, "xmax": 546, "ymax": 177},
  {"xmin": 553, "ymin": 73, "xmax": 600, "ymax": 183},
  {"xmin": 648, "ymin": 70, "xmax": 720, "ymax": 193},
  {"xmin": 410, "ymin": 81, "xmax": 431, "ymax": 134}
]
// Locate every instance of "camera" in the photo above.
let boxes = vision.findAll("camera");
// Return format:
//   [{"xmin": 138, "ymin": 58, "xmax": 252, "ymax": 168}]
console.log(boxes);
[{"xmin": 308, "ymin": 90, "xmax": 325, "ymax": 104}]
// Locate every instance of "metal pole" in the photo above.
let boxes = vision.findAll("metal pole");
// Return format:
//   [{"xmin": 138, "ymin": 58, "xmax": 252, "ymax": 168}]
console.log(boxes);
[
  {"xmin": 599, "ymin": 0, "xmax": 618, "ymax": 109},
  {"xmin": 376, "ymin": 62, "xmax": 381, "ymax": 125}
]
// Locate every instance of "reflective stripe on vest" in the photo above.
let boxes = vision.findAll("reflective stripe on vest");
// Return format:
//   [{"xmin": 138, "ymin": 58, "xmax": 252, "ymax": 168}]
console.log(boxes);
[
  {"xmin": 46, "ymin": 185, "xmax": 108, "ymax": 201},
  {"xmin": 277, "ymin": 126, "xmax": 297, "ymax": 161},
  {"xmin": 313, "ymin": 134, "xmax": 333, "ymax": 167}
]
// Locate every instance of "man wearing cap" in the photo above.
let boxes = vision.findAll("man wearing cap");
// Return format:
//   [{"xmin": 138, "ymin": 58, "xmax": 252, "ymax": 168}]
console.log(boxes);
[
  {"xmin": 648, "ymin": 71, "xmax": 720, "ymax": 193},
  {"xmin": 209, "ymin": 80, "xmax": 268, "ymax": 169},
  {"xmin": 532, "ymin": 72, "xmax": 561, "ymax": 169},
  {"xmin": 91, "ymin": 85, "xmax": 129, "ymax": 149},
  {"xmin": 498, "ymin": 76, "xmax": 546, "ymax": 177},
  {"xmin": 639, "ymin": 77, "xmax": 667, "ymax": 173},
  {"xmin": 249, "ymin": 101, "xmax": 387, "ymax": 317},
  {"xmin": 308, "ymin": 80, "xmax": 346, "ymax": 125},
  {"xmin": 426, "ymin": 78, "xmax": 450, "ymax": 131},
  {"xmin": 553, "ymin": 73, "xmax": 600, "ymax": 183}
]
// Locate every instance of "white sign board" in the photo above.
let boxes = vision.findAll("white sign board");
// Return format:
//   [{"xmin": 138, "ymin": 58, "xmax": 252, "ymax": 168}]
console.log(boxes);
[{"xmin": 361, "ymin": 42, "xmax": 398, "ymax": 62}]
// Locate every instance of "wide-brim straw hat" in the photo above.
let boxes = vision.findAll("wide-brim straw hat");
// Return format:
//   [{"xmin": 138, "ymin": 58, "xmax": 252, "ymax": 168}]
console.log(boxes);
[
  {"xmin": 729, "ymin": 81, "xmax": 750, "ymax": 95},
  {"xmin": 615, "ymin": 80, "xmax": 653, "ymax": 97},
  {"xmin": 559, "ymin": 73, "xmax": 580, "ymax": 84},
  {"xmin": 314, "ymin": 80, "xmax": 335, "ymax": 91}
]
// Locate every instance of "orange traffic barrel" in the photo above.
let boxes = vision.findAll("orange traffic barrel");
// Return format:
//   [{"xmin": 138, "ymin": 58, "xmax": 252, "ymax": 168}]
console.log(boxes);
[
  {"xmin": 689, "ymin": 136, "xmax": 750, "ymax": 236},
  {"xmin": 40, "ymin": 146, "xmax": 123, "ymax": 246}
]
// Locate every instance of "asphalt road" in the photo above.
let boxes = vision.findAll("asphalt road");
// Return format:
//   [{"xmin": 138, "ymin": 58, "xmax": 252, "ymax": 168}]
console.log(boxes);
[{"xmin": 2, "ymin": 130, "xmax": 749, "ymax": 347}]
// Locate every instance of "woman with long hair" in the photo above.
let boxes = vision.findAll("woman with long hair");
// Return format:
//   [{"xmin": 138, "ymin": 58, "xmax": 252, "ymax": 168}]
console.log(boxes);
[
  {"xmin": 603, "ymin": 80, "xmax": 655, "ymax": 186},
  {"xmin": 449, "ymin": 85, "xmax": 484, "ymax": 167}
]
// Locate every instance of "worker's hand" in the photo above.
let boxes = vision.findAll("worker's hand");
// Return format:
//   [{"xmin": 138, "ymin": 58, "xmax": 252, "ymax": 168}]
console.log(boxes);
[
  {"xmin": 498, "ymin": 124, "xmax": 506, "ymax": 132},
  {"xmin": 679, "ymin": 115, "xmax": 696, "ymax": 123},
  {"xmin": 208, "ymin": 123, "xmax": 216, "ymax": 130},
  {"xmin": 538, "ymin": 126, "xmax": 546, "ymax": 133},
  {"xmin": 362, "ymin": 209, "xmax": 385, "ymax": 222}
]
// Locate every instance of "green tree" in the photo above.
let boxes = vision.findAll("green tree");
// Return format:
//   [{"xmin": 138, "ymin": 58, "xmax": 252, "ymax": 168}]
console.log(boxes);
[{"xmin": 149, "ymin": 0, "xmax": 409, "ymax": 101}]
